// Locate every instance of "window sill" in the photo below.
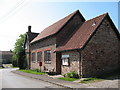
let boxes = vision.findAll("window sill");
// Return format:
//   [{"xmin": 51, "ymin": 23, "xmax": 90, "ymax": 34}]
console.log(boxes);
[
  {"xmin": 44, "ymin": 63, "xmax": 51, "ymax": 64},
  {"xmin": 62, "ymin": 65, "xmax": 70, "ymax": 67}
]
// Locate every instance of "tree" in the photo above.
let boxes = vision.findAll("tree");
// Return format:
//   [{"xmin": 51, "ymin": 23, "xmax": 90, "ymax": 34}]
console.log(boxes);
[{"xmin": 12, "ymin": 34, "xmax": 26, "ymax": 69}]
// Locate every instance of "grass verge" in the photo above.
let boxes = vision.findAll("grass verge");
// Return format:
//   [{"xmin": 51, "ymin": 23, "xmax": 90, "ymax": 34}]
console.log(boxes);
[
  {"xmin": 58, "ymin": 77, "xmax": 79, "ymax": 81},
  {"xmin": 13, "ymin": 67, "xmax": 19, "ymax": 68},
  {"xmin": 80, "ymin": 78, "xmax": 103, "ymax": 84},
  {"xmin": 19, "ymin": 69, "xmax": 47, "ymax": 75}
]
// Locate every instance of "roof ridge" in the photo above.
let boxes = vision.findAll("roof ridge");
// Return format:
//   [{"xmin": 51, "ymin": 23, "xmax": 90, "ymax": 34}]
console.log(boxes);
[
  {"xmin": 40, "ymin": 10, "xmax": 79, "ymax": 32},
  {"xmin": 31, "ymin": 10, "xmax": 81, "ymax": 43}
]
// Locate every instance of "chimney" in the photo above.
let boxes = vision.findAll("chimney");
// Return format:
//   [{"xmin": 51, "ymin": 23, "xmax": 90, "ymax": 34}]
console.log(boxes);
[{"xmin": 28, "ymin": 26, "xmax": 31, "ymax": 32}]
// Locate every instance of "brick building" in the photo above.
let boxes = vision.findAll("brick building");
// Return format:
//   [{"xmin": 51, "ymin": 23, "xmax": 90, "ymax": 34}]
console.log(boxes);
[
  {"xmin": 0, "ymin": 51, "xmax": 13, "ymax": 65},
  {"xmin": 25, "ymin": 10, "xmax": 120, "ymax": 77},
  {"xmin": 0, "ymin": 51, "xmax": 2, "ymax": 67}
]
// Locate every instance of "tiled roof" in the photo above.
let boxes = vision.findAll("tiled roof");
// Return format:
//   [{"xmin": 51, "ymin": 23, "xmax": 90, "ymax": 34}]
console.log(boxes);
[
  {"xmin": 24, "ymin": 32, "xmax": 39, "ymax": 48},
  {"xmin": 27, "ymin": 32, "xmax": 39, "ymax": 42},
  {"xmin": 31, "ymin": 10, "xmax": 85, "ymax": 43},
  {"xmin": 55, "ymin": 13, "xmax": 107, "ymax": 52}
]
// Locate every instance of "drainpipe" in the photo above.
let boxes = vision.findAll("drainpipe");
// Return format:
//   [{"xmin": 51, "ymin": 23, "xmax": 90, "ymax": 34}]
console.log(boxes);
[
  {"xmin": 76, "ymin": 49, "xmax": 82, "ymax": 78},
  {"xmin": 28, "ymin": 26, "xmax": 31, "ymax": 69},
  {"xmin": 29, "ymin": 43, "xmax": 31, "ymax": 69}
]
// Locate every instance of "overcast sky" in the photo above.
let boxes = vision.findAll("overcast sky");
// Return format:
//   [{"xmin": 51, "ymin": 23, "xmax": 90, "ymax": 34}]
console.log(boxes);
[{"xmin": 0, "ymin": 0, "xmax": 119, "ymax": 51}]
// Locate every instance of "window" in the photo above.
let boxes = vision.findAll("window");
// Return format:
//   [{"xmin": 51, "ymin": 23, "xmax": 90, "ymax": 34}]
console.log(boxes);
[
  {"xmin": 37, "ymin": 52, "xmax": 42, "ymax": 62},
  {"xmin": 62, "ymin": 55, "xmax": 70, "ymax": 66},
  {"xmin": 44, "ymin": 50, "xmax": 51, "ymax": 64},
  {"xmin": 32, "ymin": 53, "xmax": 36, "ymax": 63}
]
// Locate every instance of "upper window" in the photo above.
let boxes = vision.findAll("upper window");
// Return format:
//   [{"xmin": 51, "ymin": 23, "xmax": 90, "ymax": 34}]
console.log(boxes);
[
  {"xmin": 44, "ymin": 50, "xmax": 51, "ymax": 64},
  {"xmin": 37, "ymin": 52, "xmax": 42, "ymax": 62},
  {"xmin": 32, "ymin": 52, "xmax": 36, "ymax": 63}
]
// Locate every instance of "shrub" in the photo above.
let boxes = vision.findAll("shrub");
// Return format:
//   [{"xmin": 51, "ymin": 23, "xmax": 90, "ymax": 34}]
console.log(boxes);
[
  {"xmin": 72, "ymin": 72, "xmax": 79, "ymax": 78},
  {"xmin": 48, "ymin": 72, "xmax": 56, "ymax": 75},
  {"xmin": 63, "ymin": 74, "xmax": 67, "ymax": 77},
  {"xmin": 33, "ymin": 69, "xmax": 39, "ymax": 72},
  {"xmin": 64, "ymin": 71, "xmax": 79, "ymax": 79},
  {"xmin": 67, "ymin": 72, "xmax": 74, "ymax": 78}
]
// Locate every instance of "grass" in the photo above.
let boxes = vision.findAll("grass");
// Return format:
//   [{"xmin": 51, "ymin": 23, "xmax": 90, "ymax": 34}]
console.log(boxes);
[
  {"xmin": 19, "ymin": 69, "xmax": 47, "ymax": 75},
  {"xmin": 58, "ymin": 77, "xmax": 79, "ymax": 81},
  {"xmin": 13, "ymin": 67, "xmax": 19, "ymax": 68},
  {"xmin": 80, "ymin": 78, "xmax": 103, "ymax": 84}
]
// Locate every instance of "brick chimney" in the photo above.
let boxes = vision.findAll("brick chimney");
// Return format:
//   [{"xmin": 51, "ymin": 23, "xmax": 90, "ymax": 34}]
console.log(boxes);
[{"xmin": 28, "ymin": 26, "xmax": 31, "ymax": 33}]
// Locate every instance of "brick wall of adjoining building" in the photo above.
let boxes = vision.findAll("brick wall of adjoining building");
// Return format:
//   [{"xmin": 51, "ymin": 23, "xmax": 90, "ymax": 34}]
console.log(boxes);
[
  {"xmin": 61, "ymin": 50, "xmax": 80, "ymax": 75},
  {"xmin": 81, "ymin": 18, "xmax": 120, "ymax": 77},
  {"xmin": 31, "ymin": 45, "xmax": 57, "ymax": 72},
  {"xmin": 31, "ymin": 36, "xmax": 56, "ymax": 50},
  {"xmin": 31, "ymin": 37, "xmax": 57, "ymax": 72}
]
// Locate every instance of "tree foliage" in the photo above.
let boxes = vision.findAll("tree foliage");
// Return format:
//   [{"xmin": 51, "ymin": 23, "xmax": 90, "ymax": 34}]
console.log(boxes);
[{"xmin": 12, "ymin": 34, "xmax": 26, "ymax": 69}]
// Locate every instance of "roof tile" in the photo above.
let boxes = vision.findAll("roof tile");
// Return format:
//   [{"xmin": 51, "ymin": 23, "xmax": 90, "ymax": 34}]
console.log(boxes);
[
  {"xmin": 31, "ymin": 10, "xmax": 81, "ymax": 43},
  {"xmin": 56, "ymin": 13, "xmax": 107, "ymax": 52}
]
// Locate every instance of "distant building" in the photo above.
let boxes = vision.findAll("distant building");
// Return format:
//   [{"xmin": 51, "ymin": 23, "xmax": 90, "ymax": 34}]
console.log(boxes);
[
  {"xmin": 0, "ymin": 51, "xmax": 13, "ymax": 65},
  {"xmin": 0, "ymin": 51, "xmax": 2, "ymax": 67}
]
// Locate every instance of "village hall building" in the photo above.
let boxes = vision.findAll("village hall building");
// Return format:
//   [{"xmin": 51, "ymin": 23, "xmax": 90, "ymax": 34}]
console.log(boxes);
[{"xmin": 24, "ymin": 10, "xmax": 120, "ymax": 77}]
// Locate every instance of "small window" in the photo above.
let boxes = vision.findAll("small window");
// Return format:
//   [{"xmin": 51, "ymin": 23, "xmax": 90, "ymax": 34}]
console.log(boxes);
[
  {"xmin": 62, "ymin": 55, "xmax": 70, "ymax": 66},
  {"xmin": 32, "ymin": 53, "xmax": 36, "ymax": 63},
  {"xmin": 92, "ymin": 21, "xmax": 96, "ymax": 26},
  {"xmin": 37, "ymin": 52, "xmax": 42, "ymax": 62},
  {"xmin": 44, "ymin": 50, "xmax": 51, "ymax": 64}
]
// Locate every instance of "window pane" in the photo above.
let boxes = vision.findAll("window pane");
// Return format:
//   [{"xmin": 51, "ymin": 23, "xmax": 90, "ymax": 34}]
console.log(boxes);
[
  {"xmin": 44, "ymin": 50, "xmax": 51, "ymax": 64},
  {"xmin": 37, "ymin": 52, "xmax": 42, "ymax": 62},
  {"xmin": 32, "ymin": 53, "xmax": 36, "ymax": 63}
]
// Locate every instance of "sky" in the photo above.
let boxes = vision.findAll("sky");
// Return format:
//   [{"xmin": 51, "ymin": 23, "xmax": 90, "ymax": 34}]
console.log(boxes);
[{"xmin": 0, "ymin": 0, "xmax": 119, "ymax": 51}]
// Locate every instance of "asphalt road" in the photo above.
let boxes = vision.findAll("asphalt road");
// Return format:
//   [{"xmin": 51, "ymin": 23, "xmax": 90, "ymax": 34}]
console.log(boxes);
[
  {"xmin": 0, "ymin": 69, "xmax": 2, "ymax": 89},
  {"xmin": 1, "ymin": 68, "xmax": 63, "ymax": 88}
]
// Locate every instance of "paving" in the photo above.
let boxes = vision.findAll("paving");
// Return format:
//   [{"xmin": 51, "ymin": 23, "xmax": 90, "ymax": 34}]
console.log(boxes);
[
  {"xmin": 12, "ymin": 70, "xmax": 88, "ymax": 88},
  {"xmin": 12, "ymin": 70, "xmax": 120, "ymax": 89}
]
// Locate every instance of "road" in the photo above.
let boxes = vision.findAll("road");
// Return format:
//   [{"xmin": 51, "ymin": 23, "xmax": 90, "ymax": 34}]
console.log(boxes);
[
  {"xmin": 1, "ymin": 68, "xmax": 63, "ymax": 88},
  {"xmin": 0, "ymin": 69, "xmax": 2, "ymax": 89}
]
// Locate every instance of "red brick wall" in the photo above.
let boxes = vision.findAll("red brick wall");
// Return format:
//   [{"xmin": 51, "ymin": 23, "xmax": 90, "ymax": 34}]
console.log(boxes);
[
  {"xmin": 61, "ymin": 50, "xmax": 80, "ymax": 75},
  {"xmin": 30, "ymin": 37, "xmax": 57, "ymax": 72},
  {"xmin": 81, "ymin": 18, "xmax": 120, "ymax": 77}
]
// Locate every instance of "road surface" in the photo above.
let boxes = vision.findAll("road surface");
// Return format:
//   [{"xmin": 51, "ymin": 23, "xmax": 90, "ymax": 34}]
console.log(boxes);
[
  {"xmin": 0, "ymin": 69, "xmax": 2, "ymax": 89},
  {"xmin": 1, "ymin": 68, "xmax": 63, "ymax": 88}
]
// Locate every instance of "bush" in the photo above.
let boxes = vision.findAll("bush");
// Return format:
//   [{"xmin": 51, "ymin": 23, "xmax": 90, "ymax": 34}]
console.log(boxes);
[
  {"xmin": 72, "ymin": 72, "xmax": 79, "ymax": 78},
  {"xmin": 33, "ymin": 69, "xmax": 39, "ymax": 72},
  {"xmin": 67, "ymin": 72, "xmax": 74, "ymax": 78},
  {"xmin": 63, "ymin": 71, "xmax": 79, "ymax": 79},
  {"xmin": 48, "ymin": 72, "xmax": 56, "ymax": 75},
  {"xmin": 63, "ymin": 74, "xmax": 67, "ymax": 77}
]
